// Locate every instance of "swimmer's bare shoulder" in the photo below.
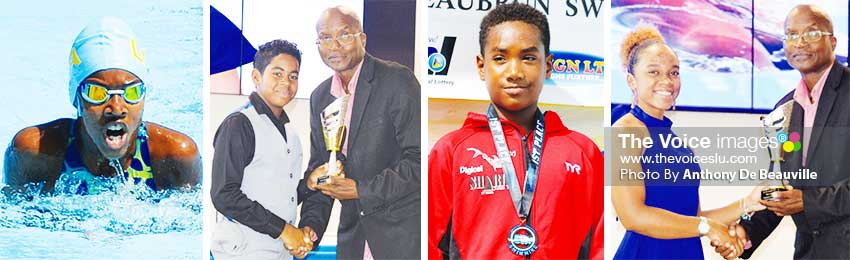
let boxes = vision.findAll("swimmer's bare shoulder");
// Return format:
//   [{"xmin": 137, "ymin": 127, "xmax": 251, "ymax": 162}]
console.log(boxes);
[
  {"xmin": 145, "ymin": 122, "xmax": 200, "ymax": 190},
  {"xmin": 4, "ymin": 119, "xmax": 73, "ymax": 190}
]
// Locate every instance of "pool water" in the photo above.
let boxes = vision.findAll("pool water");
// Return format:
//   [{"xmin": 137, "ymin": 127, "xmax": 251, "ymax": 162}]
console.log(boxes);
[
  {"xmin": 0, "ymin": 0, "xmax": 202, "ymax": 259},
  {"xmin": 0, "ymin": 182, "xmax": 202, "ymax": 259}
]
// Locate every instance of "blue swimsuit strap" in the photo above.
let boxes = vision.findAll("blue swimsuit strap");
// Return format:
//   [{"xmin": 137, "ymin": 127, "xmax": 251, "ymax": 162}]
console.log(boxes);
[
  {"xmin": 126, "ymin": 122, "xmax": 156, "ymax": 190},
  {"xmin": 62, "ymin": 118, "xmax": 86, "ymax": 172}
]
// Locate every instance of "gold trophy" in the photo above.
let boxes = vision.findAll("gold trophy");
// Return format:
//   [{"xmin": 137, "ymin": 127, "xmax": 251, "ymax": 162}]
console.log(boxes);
[
  {"xmin": 318, "ymin": 95, "xmax": 349, "ymax": 185},
  {"xmin": 759, "ymin": 100, "xmax": 794, "ymax": 200}
]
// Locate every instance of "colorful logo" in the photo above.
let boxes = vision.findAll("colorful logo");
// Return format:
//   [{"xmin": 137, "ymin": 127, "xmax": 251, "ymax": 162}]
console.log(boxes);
[
  {"xmin": 427, "ymin": 36, "xmax": 456, "ymax": 76},
  {"xmin": 428, "ymin": 53, "xmax": 447, "ymax": 73},
  {"xmin": 550, "ymin": 51, "xmax": 604, "ymax": 82},
  {"xmin": 777, "ymin": 131, "xmax": 801, "ymax": 152}
]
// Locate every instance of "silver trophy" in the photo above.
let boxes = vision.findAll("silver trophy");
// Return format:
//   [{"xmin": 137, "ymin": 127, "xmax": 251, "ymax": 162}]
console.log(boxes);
[
  {"xmin": 318, "ymin": 95, "xmax": 349, "ymax": 185},
  {"xmin": 759, "ymin": 100, "xmax": 794, "ymax": 200}
]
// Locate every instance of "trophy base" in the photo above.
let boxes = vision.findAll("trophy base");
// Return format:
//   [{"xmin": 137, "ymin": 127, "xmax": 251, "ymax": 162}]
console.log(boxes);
[
  {"xmin": 317, "ymin": 175, "xmax": 333, "ymax": 186},
  {"xmin": 761, "ymin": 186, "xmax": 788, "ymax": 201}
]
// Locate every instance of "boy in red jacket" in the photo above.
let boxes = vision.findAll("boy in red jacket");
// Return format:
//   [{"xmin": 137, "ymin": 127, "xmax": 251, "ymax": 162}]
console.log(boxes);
[{"xmin": 428, "ymin": 3, "xmax": 603, "ymax": 259}]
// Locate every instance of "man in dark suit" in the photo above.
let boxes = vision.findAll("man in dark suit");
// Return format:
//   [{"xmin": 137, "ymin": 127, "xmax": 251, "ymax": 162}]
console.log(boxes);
[
  {"xmin": 297, "ymin": 6, "xmax": 421, "ymax": 259},
  {"xmin": 739, "ymin": 4, "xmax": 850, "ymax": 259}
]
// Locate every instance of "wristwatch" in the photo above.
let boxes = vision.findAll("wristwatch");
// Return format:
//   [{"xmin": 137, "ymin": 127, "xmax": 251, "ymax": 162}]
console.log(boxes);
[{"xmin": 698, "ymin": 216, "xmax": 710, "ymax": 237}]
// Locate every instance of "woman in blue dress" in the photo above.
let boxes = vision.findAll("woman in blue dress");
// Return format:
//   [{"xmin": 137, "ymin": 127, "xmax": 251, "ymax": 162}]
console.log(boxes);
[{"xmin": 611, "ymin": 25, "xmax": 765, "ymax": 260}]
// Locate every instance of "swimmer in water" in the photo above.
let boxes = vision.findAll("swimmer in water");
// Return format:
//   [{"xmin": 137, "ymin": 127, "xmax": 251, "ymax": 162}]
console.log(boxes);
[{"xmin": 3, "ymin": 17, "xmax": 200, "ymax": 194}]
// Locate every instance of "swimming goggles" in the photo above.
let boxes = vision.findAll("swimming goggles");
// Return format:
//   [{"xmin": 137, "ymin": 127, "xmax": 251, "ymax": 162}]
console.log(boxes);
[{"xmin": 79, "ymin": 82, "xmax": 146, "ymax": 105}]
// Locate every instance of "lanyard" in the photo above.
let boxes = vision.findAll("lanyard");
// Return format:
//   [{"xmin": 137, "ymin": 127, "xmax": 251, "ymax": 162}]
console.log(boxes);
[{"xmin": 486, "ymin": 104, "xmax": 545, "ymax": 219}]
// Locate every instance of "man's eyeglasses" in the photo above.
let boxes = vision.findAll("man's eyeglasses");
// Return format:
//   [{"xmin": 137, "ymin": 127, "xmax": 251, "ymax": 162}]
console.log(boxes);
[
  {"xmin": 315, "ymin": 32, "xmax": 362, "ymax": 48},
  {"xmin": 783, "ymin": 31, "xmax": 833, "ymax": 44},
  {"xmin": 79, "ymin": 82, "xmax": 146, "ymax": 105}
]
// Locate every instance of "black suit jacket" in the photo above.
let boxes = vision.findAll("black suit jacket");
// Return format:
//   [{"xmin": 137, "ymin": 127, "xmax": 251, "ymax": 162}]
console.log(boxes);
[
  {"xmin": 742, "ymin": 61, "xmax": 850, "ymax": 259},
  {"xmin": 299, "ymin": 54, "xmax": 421, "ymax": 259}
]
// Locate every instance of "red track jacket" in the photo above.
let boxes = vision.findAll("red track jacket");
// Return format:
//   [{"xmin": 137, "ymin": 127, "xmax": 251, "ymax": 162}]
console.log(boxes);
[{"xmin": 428, "ymin": 111, "xmax": 603, "ymax": 259}]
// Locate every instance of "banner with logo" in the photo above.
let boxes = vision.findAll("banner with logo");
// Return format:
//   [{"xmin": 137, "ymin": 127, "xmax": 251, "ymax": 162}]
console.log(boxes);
[{"xmin": 427, "ymin": 0, "xmax": 606, "ymax": 106}]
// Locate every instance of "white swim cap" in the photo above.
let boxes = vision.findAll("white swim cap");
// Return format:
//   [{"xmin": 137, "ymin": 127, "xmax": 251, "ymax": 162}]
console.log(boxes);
[{"xmin": 68, "ymin": 17, "xmax": 149, "ymax": 109}]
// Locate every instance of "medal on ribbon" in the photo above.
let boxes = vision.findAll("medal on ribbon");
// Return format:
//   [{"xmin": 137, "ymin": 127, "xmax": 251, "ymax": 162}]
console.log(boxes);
[
  {"xmin": 508, "ymin": 219, "xmax": 539, "ymax": 256},
  {"xmin": 486, "ymin": 104, "xmax": 545, "ymax": 256}
]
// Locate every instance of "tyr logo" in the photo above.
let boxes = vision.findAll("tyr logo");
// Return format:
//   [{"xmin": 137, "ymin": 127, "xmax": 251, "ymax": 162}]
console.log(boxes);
[{"xmin": 565, "ymin": 162, "xmax": 582, "ymax": 175}]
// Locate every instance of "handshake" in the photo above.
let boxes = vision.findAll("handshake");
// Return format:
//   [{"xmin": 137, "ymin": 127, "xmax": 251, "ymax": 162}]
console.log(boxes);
[
  {"xmin": 707, "ymin": 221, "xmax": 750, "ymax": 260},
  {"xmin": 704, "ymin": 184, "xmax": 766, "ymax": 260},
  {"xmin": 280, "ymin": 225, "xmax": 318, "ymax": 259},
  {"xmin": 706, "ymin": 183, "xmax": 803, "ymax": 260}
]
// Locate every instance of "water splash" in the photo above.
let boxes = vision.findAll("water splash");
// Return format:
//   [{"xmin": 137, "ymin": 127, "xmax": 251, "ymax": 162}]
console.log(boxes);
[{"xmin": 0, "ymin": 177, "xmax": 201, "ymax": 237}]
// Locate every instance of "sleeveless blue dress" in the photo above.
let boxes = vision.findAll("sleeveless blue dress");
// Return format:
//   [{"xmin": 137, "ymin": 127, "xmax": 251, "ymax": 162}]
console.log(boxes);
[{"xmin": 613, "ymin": 106, "xmax": 703, "ymax": 259}]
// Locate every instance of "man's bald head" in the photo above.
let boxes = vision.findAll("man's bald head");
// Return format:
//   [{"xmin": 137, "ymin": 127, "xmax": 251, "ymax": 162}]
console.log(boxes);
[
  {"xmin": 785, "ymin": 4, "xmax": 833, "ymax": 33},
  {"xmin": 317, "ymin": 6, "xmax": 362, "ymax": 33}
]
